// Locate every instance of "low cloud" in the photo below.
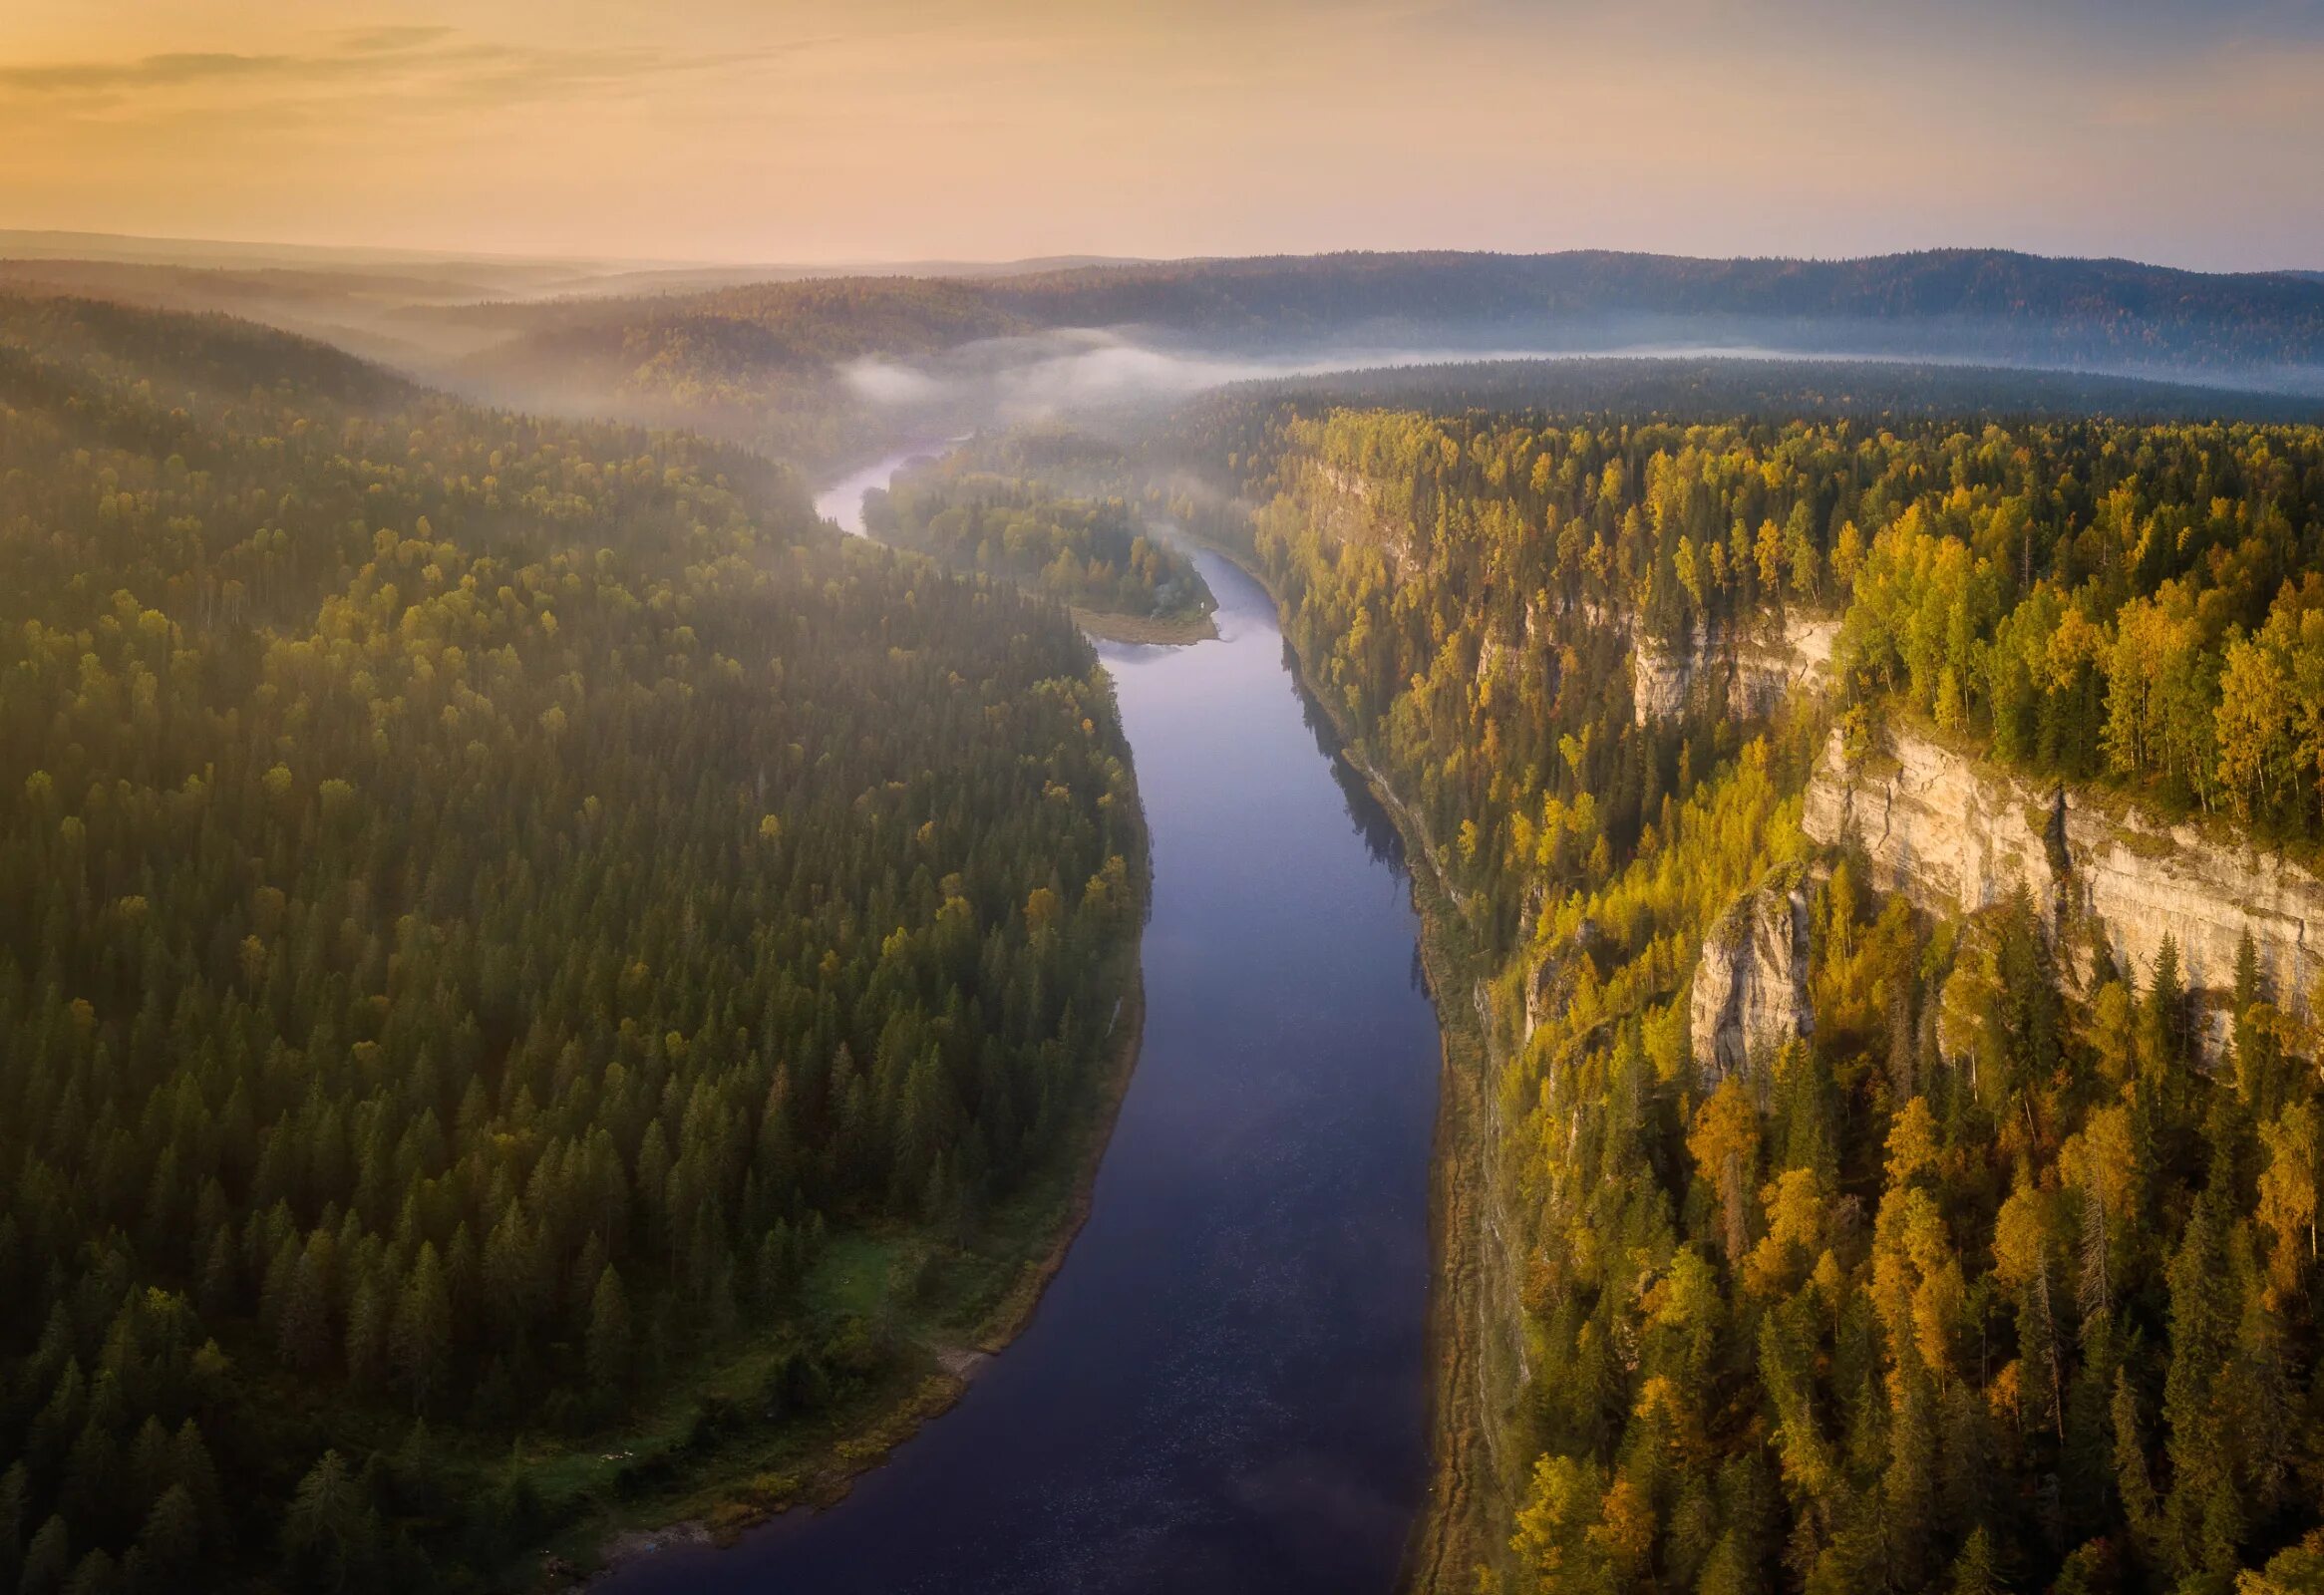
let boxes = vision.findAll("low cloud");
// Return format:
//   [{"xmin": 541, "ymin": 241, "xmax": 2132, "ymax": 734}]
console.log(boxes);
[{"xmin": 839, "ymin": 328, "xmax": 1602, "ymax": 423}]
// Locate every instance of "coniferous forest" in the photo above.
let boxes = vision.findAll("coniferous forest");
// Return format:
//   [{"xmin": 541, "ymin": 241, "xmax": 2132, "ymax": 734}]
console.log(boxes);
[
  {"xmin": 864, "ymin": 463, "xmax": 1210, "ymax": 625},
  {"xmin": 0, "ymin": 293, "xmax": 1143, "ymax": 1591},
  {"xmin": 1154, "ymin": 394, "xmax": 2324, "ymax": 1594}
]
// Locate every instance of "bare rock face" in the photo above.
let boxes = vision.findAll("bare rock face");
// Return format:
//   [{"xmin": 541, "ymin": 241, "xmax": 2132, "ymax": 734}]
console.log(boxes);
[
  {"xmin": 1801, "ymin": 726, "xmax": 2064, "ymax": 920},
  {"xmin": 1730, "ymin": 616, "xmax": 1837, "ymax": 720},
  {"xmin": 1804, "ymin": 724, "xmax": 2324, "ymax": 1041},
  {"xmin": 1690, "ymin": 873, "xmax": 1814, "ymax": 1081},
  {"xmin": 1634, "ymin": 612, "xmax": 1837, "ymax": 726},
  {"xmin": 1307, "ymin": 462, "xmax": 1420, "ymax": 581},
  {"xmin": 1632, "ymin": 625, "xmax": 1698, "ymax": 723}
]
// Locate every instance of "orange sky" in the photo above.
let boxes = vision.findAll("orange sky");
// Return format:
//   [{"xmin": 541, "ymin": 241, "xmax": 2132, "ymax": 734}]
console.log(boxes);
[{"xmin": 4, "ymin": 1, "xmax": 2321, "ymax": 269}]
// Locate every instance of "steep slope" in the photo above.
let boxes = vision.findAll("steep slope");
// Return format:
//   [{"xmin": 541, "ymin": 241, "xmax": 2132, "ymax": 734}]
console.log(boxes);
[
  {"xmin": 1158, "ymin": 394, "xmax": 2324, "ymax": 1595},
  {"xmin": 1806, "ymin": 723, "xmax": 2324, "ymax": 1052}
]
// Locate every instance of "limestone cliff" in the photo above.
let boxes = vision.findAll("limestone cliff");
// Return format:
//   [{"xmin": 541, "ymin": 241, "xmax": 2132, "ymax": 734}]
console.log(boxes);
[
  {"xmin": 1631, "ymin": 612, "xmax": 1839, "ymax": 726},
  {"xmin": 1804, "ymin": 723, "xmax": 2324, "ymax": 1040},
  {"xmin": 1688, "ymin": 870, "xmax": 1815, "ymax": 1081}
]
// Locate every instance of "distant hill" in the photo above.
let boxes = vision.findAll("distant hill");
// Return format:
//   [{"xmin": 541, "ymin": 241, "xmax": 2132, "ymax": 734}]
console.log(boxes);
[
  {"xmin": 962, "ymin": 248, "xmax": 2324, "ymax": 375},
  {"xmin": 13, "ymin": 243, "xmax": 2324, "ymax": 468},
  {"xmin": 1213, "ymin": 354, "xmax": 2324, "ymax": 426}
]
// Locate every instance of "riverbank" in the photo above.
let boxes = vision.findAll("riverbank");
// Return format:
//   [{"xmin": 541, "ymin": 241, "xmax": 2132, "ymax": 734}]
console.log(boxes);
[
  {"xmin": 1201, "ymin": 537, "xmax": 1508, "ymax": 1595},
  {"xmin": 530, "ymin": 453, "xmax": 1168, "ymax": 1586},
  {"xmin": 1395, "ymin": 844, "xmax": 1503, "ymax": 1595},
  {"xmin": 542, "ymin": 943, "xmax": 1152, "ymax": 1589}
]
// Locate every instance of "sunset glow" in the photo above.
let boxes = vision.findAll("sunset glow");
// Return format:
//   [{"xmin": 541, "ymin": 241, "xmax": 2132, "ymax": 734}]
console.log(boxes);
[{"xmin": 6, "ymin": 0, "xmax": 2321, "ymax": 267}]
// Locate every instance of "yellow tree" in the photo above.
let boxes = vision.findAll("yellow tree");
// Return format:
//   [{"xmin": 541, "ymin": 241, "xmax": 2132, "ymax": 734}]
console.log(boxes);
[
  {"xmin": 2257, "ymin": 1102, "xmax": 2320, "ymax": 1307},
  {"xmin": 1689, "ymin": 1076, "xmax": 1762, "ymax": 1264}
]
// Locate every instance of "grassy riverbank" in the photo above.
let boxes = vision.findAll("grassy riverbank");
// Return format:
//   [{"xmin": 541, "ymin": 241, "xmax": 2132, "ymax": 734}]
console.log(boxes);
[
  {"xmin": 512, "ymin": 944, "xmax": 1150, "ymax": 1588},
  {"xmin": 1071, "ymin": 602, "xmax": 1218, "ymax": 645}
]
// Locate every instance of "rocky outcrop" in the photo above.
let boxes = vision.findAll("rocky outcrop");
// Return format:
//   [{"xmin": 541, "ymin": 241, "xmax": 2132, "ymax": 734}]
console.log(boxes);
[
  {"xmin": 1690, "ymin": 871, "xmax": 1814, "ymax": 1081},
  {"xmin": 1632, "ymin": 623, "xmax": 1698, "ymax": 722},
  {"xmin": 1308, "ymin": 463, "xmax": 1420, "ymax": 580},
  {"xmin": 1521, "ymin": 915, "xmax": 1602, "ymax": 1047},
  {"xmin": 1633, "ymin": 612, "xmax": 1838, "ymax": 726},
  {"xmin": 1804, "ymin": 724, "xmax": 2324, "ymax": 1039},
  {"xmin": 1802, "ymin": 727, "xmax": 2063, "ymax": 925},
  {"xmin": 1731, "ymin": 616, "xmax": 1837, "ymax": 720}
]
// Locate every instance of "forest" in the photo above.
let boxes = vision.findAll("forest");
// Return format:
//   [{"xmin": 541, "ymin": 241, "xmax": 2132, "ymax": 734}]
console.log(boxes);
[
  {"xmin": 19, "ymin": 249, "xmax": 2323, "ymax": 494},
  {"xmin": 15, "ymin": 239, "xmax": 2324, "ymax": 1595},
  {"xmin": 1223, "ymin": 358, "xmax": 2324, "ymax": 429},
  {"xmin": 479, "ymin": 251, "xmax": 2324, "ymax": 403},
  {"xmin": 446, "ymin": 278, "xmax": 1032, "ymax": 471},
  {"xmin": 0, "ymin": 292, "xmax": 1145, "ymax": 1592},
  {"xmin": 1160, "ymin": 392, "xmax": 2324, "ymax": 1593},
  {"xmin": 863, "ymin": 459, "xmax": 1211, "ymax": 626}
]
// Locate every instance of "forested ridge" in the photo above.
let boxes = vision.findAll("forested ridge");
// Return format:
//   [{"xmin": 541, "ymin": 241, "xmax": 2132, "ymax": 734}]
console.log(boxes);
[
  {"xmin": 503, "ymin": 249, "xmax": 2324, "ymax": 373},
  {"xmin": 1167, "ymin": 395, "xmax": 2324, "ymax": 1593},
  {"xmin": 1224, "ymin": 358, "xmax": 2324, "ymax": 430},
  {"xmin": 0, "ymin": 294, "xmax": 1144, "ymax": 1592},
  {"xmin": 435, "ymin": 251, "xmax": 2324, "ymax": 478},
  {"xmin": 450, "ymin": 279, "xmax": 1032, "ymax": 471},
  {"xmin": 988, "ymin": 250, "xmax": 2324, "ymax": 369}
]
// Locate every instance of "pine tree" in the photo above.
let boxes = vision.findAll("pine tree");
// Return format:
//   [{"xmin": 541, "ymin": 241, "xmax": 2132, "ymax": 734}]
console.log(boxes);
[
  {"xmin": 280, "ymin": 1451, "xmax": 380, "ymax": 1594},
  {"xmin": 135, "ymin": 1486, "xmax": 201, "ymax": 1580},
  {"xmin": 388, "ymin": 1245, "xmax": 452, "ymax": 1414},
  {"xmin": 61, "ymin": 1549, "xmax": 116, "ymax": 1595},
  {"xmin": 1948, "ymin": 1526, "xmax": 2000, "ymax": 1595},
  {"xmin": 21, "ymin": 1515, "xmax": 71, "ymax": 1595},
  {"xmin": 587, "ymin": 1265, "xmax": 631, "ymax": 1393}
]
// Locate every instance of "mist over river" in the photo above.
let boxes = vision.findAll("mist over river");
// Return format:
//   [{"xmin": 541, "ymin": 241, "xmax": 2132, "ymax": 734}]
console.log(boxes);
[
  {"xmin": 596, "ymin": 549, "xmax": 1443, "ymax": 1592},
  {"xmin": 812, "ymin": 441, "xmax": 959, "ymax": 535}
]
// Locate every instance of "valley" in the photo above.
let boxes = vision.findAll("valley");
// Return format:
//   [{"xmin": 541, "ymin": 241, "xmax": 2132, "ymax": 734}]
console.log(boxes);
[{"xmin": 10, "ymin": 238, "xmax": 2324, "ymax": 1595}]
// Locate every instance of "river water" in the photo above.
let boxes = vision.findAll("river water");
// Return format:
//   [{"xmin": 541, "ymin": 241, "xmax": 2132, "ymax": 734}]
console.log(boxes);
[{"xmin": 599, "ymin": 546, "xmax": 1442, "ymax": 1594}]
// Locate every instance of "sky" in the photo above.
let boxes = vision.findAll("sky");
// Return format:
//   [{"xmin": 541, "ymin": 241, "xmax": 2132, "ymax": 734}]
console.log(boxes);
[{"xmin": 3, "ymin": 0, "xmax": 2321, "ymax": 271}]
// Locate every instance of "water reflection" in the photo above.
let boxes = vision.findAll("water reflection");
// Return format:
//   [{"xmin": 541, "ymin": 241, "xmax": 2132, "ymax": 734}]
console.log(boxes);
[
  {"xmin": 1282, "ymin": 636, "xmax": 1406, "ymax": 871},
  {"xmin": 597, "ymin": 547, "xmax": 1440, "ymax": 1595}
]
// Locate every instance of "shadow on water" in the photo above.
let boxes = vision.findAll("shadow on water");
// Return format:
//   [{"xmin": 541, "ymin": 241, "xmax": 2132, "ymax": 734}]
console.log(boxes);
[{"xmin": 1283, "ymin": 635, "xmax": 1407, "ymax": 873}]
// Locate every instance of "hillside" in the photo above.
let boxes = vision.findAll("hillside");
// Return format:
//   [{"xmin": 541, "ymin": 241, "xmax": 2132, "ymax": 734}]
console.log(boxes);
[
  {"xmin": 13, "ymin": 244, "xmax": 2324, "ymax": 478},
  {"xmin": 988, "ymin": 250, "xmax": 2324, "ymax": 368},
  {"xmin": 1139, "ymin": 393, "xmax": 2324, "ymax": 1594},
  {"xmin": 444, "ymin": 251, "xmax": 2324, "ymax": 475},
  {"xmin": 0, "ymin": 293, "xmax": 1145, "ymax": 1591},
  {"xmin": 1218, "ymin": 356, "xmax": 2324, "ymax": 427}
]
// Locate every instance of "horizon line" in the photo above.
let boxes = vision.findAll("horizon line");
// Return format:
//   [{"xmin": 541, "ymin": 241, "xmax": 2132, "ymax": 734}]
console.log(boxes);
[{"xmin": 3, "ymin": 224, "xmax": 2320, "ymax": 283}]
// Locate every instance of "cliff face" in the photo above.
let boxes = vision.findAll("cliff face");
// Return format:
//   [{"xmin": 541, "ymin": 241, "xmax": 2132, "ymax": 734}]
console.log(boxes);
[
  {"xmin": 1308, "ymin": 462, "xmax": 1420, "ymax": 580},
  {"xmin": 1689, "ymin": 873, "xmax": 1815, "ymax": 1081},
  {"xmin": 1632, "ymin": 612, "xmax": 1838, "ymax": 725},
  {"xmin": 1804, "ymin": 724, "xmax": 2324, "ymax": 1037}
]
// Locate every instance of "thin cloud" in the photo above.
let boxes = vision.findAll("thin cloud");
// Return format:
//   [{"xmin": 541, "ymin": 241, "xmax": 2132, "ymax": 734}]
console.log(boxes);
[
  {"xmin": 332, "ymin": 25, "xmax": 460, "ymax": 55},
  {"xmin": 0, "ymin": 30, "xmax": 777, "ymax": 113},
  {"xmin": 0, "ymin": 52, "xmax": 299, "ymax": 93}
]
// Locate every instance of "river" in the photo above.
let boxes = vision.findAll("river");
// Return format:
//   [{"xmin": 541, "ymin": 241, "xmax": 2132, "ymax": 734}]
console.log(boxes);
[
  {"xmin": 813, "ymin": 441, "xmax": 962, "ymax": 535},
  {"xmin": 598, "ymin": 544, "xmax": 1442, "ymax": 1594}
]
